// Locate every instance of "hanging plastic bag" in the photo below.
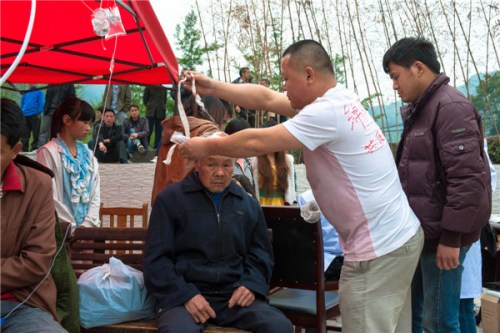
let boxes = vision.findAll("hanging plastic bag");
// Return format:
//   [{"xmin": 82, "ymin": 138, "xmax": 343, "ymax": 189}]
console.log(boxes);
[
  {"xmin": 78, "ymin": 257, "xmax": 154, "ymax": 328},
  {"xmin": 92, "ymin": 8, "xmax": 110, "ymax": 37},
  {"xmin": 106, "ymin": 5, "xmax": 126, "ymax": 39}
]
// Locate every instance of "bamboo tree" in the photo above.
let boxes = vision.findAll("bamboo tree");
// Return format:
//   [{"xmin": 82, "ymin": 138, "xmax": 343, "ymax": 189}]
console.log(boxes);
[
  {"xmin": 438, "ymin": 0, "xmax": 469, "ymax": 96},
  {"xmin": 452, "ymin": 0, "xmax": 499, "ymax": 136},
  {"xmin": 423, "ymin": 0, "xmax": 446, "ymax": 74},
  {"xmin": 346, "ymin": 1, "xmax": 376, "ymax": 119},
  {"xmin": 196, "ymin": 0, "xmax": 213, "ymax": 76},
  {"xmin": 480, "ymin": 0, "xmax": 500, "ymax": 69}
]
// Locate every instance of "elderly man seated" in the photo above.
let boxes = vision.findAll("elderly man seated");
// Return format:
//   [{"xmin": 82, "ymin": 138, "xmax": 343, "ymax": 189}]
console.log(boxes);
[{"xmin": 144, "ymin": 133, "xmax": 292, "ymax": 333}]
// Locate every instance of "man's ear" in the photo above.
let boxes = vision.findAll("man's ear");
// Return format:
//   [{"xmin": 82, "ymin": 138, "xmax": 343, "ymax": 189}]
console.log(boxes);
[
  {"xmin": 11, "ymin": 141, "xmax": 22, "ymax": 160},
  {"xmin": 413, "ymin": 61, "xmax": 427, "ymax": 76},
  {"xmin": 193, "ymin": 160, "xmax": 200, "ymax": 172},
  {"xmin": 305, "ymin": 67, "xmax": 314, "ymax": 82}
]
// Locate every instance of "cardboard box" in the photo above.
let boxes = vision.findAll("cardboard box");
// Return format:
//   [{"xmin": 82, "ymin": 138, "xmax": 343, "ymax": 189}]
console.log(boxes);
[{"xmin": 482, "ymin": 292, "xmax": 500, "ymax": 333}]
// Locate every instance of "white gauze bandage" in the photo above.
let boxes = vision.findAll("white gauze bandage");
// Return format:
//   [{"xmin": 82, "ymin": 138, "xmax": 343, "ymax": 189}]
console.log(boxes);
[{"xmin": 300, "ymin": 200, "xmax": 322, "ymax": 223}]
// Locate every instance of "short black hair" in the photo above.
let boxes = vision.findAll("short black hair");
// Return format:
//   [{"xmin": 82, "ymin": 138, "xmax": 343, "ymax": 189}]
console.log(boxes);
[
  {"xmin": 129, "ymin": 104, "xmax": 139, "ymax": 111},
  {"xmin": 283, "ymin": 40, "xmax": 334, "ymax": 75},
  {"xmin": 103, "ymin": 108, "xmax": 115, "ymax": 115},
  {"xmin": 239, "ymin": 67, "xmax": 250, "ymax": 77},
  {"xmin": 383, "ymin": 37, "xmax": 441, "ymax": 74},
  {"xmin": 1, "ymin": 98, "xmax": 26, "ymax": 147},
  {"xmin": 224, "ymin": 118, "xmax": 250, "ymax": 135}
]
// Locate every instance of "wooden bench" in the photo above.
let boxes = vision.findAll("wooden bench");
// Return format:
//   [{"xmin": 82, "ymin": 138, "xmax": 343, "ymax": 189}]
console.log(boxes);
[{"xmin": 72, "ymin": 227, "xmax": 249, "ymax": 333}]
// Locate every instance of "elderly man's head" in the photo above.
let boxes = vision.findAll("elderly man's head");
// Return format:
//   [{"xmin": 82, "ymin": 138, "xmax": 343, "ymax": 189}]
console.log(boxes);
[{"xmin": 194, "ymin": 155, "xmax": 235, "ymax": 193}]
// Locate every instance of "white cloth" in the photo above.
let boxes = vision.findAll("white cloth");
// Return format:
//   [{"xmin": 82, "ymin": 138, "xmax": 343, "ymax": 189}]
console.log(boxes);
[
  {"xmin": 298, "ymin": 190, "xmax": 343, "ymax": 270},
  {"xmin": 252, "ymin": 154, "xmax": 296, "ymax": 205},
  {"xmin": 283, "ymin": 85, "xmax": 420, "ymax": 261},
  {"xmin": 36, "ymin": 141, "xmax": 101, "ymax": 228}
]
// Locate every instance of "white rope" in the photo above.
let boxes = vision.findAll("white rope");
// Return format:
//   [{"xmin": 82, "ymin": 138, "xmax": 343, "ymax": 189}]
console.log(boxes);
[{"xmin": 0, "ymin": 0, "xmax": 37, "ymax": 86}]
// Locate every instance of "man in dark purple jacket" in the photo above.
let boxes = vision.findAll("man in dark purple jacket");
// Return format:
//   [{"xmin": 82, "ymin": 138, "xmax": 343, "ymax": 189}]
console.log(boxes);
[{"xmin": 383, "ymin": 37, "xmax": 491, "ymax": 332}]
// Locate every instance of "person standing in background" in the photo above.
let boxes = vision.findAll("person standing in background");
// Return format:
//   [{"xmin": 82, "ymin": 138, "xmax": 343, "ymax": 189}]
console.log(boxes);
[
  {"xmin": 143, "ymin": 85, "xmax": 167, "ymax": 154},
  {"xmin": 102, "ymin": 84, "xmax": 131, "ymax": 126},
  {"xmin": 37, "ymin": 83, "xmax": 75, "ymax": 147},
  {"xmin": 20, "ymin": 84, "xmax": 45, "ymax": 151}
]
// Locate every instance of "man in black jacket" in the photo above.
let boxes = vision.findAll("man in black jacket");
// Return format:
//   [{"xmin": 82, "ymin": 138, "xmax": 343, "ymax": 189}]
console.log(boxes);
[
  {"xmin": 144, "ymin": 149, "xmax": 292, "ymax": 333},
  {"xmin": 92, "ymin": 109, "xmax": 128, "ymax": 164}
]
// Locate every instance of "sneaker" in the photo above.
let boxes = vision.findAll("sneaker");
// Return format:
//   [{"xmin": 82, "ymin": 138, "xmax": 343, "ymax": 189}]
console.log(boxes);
[
  {"xmin": 137, "ymin": 144, "xmax": 146, "ymax": 154},
  {"xmin": 150, "ymin": 156, "xmax": 157, "ymax": 163}
]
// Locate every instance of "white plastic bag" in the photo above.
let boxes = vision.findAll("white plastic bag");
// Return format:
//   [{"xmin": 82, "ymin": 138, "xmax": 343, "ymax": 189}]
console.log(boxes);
[{"xmin": 78, "ymin": 257, "xmax": 154, "ymax": 328}]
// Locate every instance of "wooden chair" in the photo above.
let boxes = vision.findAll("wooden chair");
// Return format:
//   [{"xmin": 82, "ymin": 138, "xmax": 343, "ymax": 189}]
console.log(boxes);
[
  {"xmin": 263, "ymin": 206, "xmax": 341, "ymax": 333},
  {"xmin": 99, "ymin": 202, "xmax": 149, "ymax": 228}
]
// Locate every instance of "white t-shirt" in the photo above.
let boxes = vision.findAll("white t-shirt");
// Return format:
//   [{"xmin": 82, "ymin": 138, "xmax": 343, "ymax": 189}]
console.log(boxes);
[{"xmin": 283, "ymin": 85, "xmax": 420, "ymax": 261}]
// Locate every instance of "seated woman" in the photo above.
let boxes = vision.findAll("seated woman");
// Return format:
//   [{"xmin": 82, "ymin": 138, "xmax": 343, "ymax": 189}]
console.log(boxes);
[
  {"xmin": 252, "ymin": 119, "xmax": 296, "ymax": 206},
  {"xmin": 151, "ymin": 90, "xmax": 228, "ymax": 204},
  {"xmin": 37, "ymin": 97, "xmax": 101, "ymax": 229}
]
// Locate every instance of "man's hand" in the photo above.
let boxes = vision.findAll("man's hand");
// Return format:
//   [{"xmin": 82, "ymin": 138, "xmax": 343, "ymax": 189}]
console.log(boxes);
[
  {"xmin": 228, "ymin": 286, "xmax": 255, "ymax": 308},
  {"xmin": 179, "ymin": 137, "xmax": 210, "ymax": 161},
  {"xmin": 184, "ymin": 294, "xmax": 216, "ymax": 324},
  {"xmin": 182, "ymin": 71, "xmax": 214, "ymax": 96},
  {"xmin": 129, "ymin": 133, "xmax": 138, "ymax": 139},
  {"xmin": 98, "ymin": 142, "xmax": 107, "ymax": 153},
  {"xmin": 435, "ymin": 244, "xmax": 460, "ymax": 270}
]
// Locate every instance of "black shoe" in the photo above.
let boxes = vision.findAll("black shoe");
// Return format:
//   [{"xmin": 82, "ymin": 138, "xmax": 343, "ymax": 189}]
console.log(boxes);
[{"xmin": 120, "ymin": 159, "xmax": 129, "ymax": 164}]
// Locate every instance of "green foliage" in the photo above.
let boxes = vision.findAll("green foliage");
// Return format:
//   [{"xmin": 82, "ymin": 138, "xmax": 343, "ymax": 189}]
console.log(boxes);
[
  {"xmin": 332, "ymin": 54, "xmax": 346, "ymax": 85},
  {"xmin": 471, "ymin": 72, "xmax": 500, "ymax": 136},
  {"xmin": 174, "ymin": 10, "xmax": 204, "ymax": 71},
  {"xmin": 488, "ymin": 139, "xmax": 500, "ymax": 164}
]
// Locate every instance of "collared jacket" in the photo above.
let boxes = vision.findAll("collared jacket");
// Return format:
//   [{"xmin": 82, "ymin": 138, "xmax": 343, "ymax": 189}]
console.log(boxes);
[
  {"xmin": 396, "ymin": 73, "xmax": 491, "ymax": 252},
  {"xmin": 123, "ymin": 116, "xmax": 149, "ymax": 148},
  {"xmin": 1, "ymin": 157, "xmax": 58, "ymax": 320},
  {"xmin": 144, "ymin": 172, "xmax": 273, "ymax": 314},
  {"xmin": 151, "ymin": 116, "xmax": 219, "ymax": 204}
]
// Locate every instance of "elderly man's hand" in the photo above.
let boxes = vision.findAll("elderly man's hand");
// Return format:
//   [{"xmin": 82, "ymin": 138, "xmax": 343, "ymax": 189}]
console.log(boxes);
[
  {"xmin": 184, "ymin": 294, "xmax": 216, "ymax": 324},
  {"xmin": 182, "ymin": 71, "xmax": 214, "ymax": 96},
  {"xmin": 228, "ymin": 286, "xmax": 255, "ymax": 308},
  {"xmin": 179, "ymin": 137, "xmax": 210, "ymax": 161}
]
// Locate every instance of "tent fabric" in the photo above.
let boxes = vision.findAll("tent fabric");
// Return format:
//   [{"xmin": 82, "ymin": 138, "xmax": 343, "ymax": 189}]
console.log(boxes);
[{"xmin": 0, "ymin": 0, "xmax": 179, "ymax": 86}]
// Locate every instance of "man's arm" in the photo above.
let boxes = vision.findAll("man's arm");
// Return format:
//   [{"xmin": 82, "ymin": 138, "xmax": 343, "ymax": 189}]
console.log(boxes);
[
  {"xmin": 143, "ymin": 195, "xmax": 201, "ymax": 311},
  {"xmin": 435, "ymin": 102, "xmax": 489, "ymax": 269},
  {"xmin": 180, "ymin": 124, "xmax": 303, "ymax": 160},
  {"xmin": 1, "ymin": 174, "xmax": 56, "ymax": 292},
  {"xmin": 184, "ymin": 72, "xmax": 298, "ymax": 117}
]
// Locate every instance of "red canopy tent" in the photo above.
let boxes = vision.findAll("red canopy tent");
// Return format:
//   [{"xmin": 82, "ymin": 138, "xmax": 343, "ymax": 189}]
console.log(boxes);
[{"xmin": 0, "ymin": 0, "xmax": 179, "ymax": 88}]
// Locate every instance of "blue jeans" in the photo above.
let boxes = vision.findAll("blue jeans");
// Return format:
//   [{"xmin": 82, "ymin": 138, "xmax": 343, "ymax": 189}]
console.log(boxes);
[
  {"xmin": 411, "ymin": 247, "xmax": 469, "ymax": 333},
  {"xmin": 0, "ymin": 300, "xmax": 67, "ymax": 333},
  {"xmin": 127, "ymin": 129, "xmax": 142, "ymax": 154}
]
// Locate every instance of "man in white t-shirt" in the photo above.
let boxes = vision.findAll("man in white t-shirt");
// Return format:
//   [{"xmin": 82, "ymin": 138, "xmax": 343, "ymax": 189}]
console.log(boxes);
[{"xmin": 179, "ymin": 39, "xmax": 423, "ymax": 333}]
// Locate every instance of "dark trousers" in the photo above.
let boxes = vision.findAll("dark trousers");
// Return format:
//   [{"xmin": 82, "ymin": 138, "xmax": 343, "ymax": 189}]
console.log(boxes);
[
  {"xmin": 21, "ymin": 114, "xmax": 41, "ymax": 151},
  {"xmin": 157, "ymin": 295, "xmax": 292, "ymax": 333},
  {"xmin": 147, "ymin": 117, "xmax": 163, "ymax": 153},
  {"xmin": 93, "ymin": 141, "xmax": 128, "ymax": 163}
]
